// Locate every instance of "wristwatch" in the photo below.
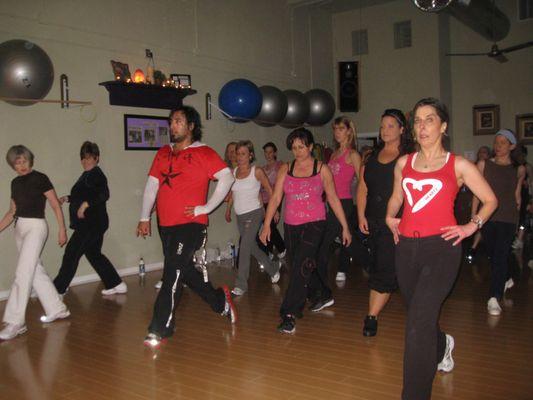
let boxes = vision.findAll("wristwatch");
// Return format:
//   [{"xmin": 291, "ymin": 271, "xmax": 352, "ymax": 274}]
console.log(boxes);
[{"xmin": 470, "ymin": 215, "xmax": 483, "ymax": 230}]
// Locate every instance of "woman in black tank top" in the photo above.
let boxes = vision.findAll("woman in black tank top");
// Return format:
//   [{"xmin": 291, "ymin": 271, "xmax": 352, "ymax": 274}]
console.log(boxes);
[{"xmin": 356, "ymin": 109, "xmax": 412, "ymax": 337}]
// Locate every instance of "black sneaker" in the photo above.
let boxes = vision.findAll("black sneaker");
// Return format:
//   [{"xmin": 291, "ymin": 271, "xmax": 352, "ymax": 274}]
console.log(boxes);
[
  {"xmin": 277, "ymin": 315, "xmax": 296, "ymax": 334},
  {"xmin": 465, "ymin": 247, "xmax": 476, "ymax": 265},
  {"xmin": 309, "ymin": 297, "xmax": 335, "ymax": 312},
  {"xmin": 222, "ymin": 285, "xmax": 238, "ymax": 324},
  {"xmin": 363, "ymin": 315, "xmax": 378, "ymax": 337}
]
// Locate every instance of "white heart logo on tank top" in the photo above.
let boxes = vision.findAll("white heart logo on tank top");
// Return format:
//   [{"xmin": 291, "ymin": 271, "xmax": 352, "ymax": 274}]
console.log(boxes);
[{"xmin": 402, "ymin": 178, "xmax": 443, "ymax": 213}]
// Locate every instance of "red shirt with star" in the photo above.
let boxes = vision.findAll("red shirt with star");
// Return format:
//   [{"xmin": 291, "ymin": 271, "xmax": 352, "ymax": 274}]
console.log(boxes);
[{"xmin": 149, "ymin": 142, "xmax": 227, "ymax": 226}]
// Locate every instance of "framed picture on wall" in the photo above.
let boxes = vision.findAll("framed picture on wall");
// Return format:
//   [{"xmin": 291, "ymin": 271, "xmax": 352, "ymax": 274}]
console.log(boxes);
[
  {"xmin": 124, "ymin": 114, "xmax": 170, "ymax": 150},
  {"xmin": 516, "ymin": 114, "xmax": 533, "ymax": 144},
  {"xmin": 473, "ymin": 104, "xmax": 500, "ymax": 135}
]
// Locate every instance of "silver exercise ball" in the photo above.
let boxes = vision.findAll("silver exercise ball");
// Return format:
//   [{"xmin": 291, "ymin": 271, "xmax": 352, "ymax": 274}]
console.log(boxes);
[
  {"xmin": 280, "ymin": 89, "xmax": 309, "ymax": 128},
  {"xmin": 254, "ymin": 86, "xmax": 288, "ymax": 127},
  {"xmin": 305, "ymin": 89, "xmax": 336, "ymax": 126},
  {"xmin": 0, "ymin": 39, "xmax": 54, "ymax": 106}
]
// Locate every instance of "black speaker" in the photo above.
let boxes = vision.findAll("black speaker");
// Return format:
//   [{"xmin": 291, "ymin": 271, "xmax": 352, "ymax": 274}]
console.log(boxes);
[{"xmin": 338, "ymin": 61, "xmax": 358, "ymax": 112}]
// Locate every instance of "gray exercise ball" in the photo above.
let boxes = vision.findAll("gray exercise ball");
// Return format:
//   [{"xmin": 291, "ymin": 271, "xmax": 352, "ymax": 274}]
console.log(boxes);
[
  {"xmin": 254, "ymin": 86, "xmax": 288, "ymax": 127},
  {"xmin": 0, "ymin": 39, "xmax": 54, "ymax": 106},
  {"xmin": 305, "ymin": 89, "xmax": 336, "ymax": 126},
  {"xmin": 280, "ymin": 89, "xmax": 309, "ymax": 128}
]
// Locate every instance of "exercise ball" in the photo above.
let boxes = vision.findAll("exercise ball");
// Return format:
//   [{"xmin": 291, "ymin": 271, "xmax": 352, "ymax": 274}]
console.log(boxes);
[
  {"xmin": 218, "ymin": 79, "xmax": 262, "ymax": 123},
  {"xmin": 0, "ymin": 39, "xmax": 54, "ymax": 106},
  {"xmin": 254, "ymin": 86, "xmax": 288, "ymax": 127},
  {"xmin": 305, "ymin": 89, "xmax": 336, "ymax": 126},
  {"xmin": 280, "ymin": 89, "xmax": 309, "ymax": 128}
]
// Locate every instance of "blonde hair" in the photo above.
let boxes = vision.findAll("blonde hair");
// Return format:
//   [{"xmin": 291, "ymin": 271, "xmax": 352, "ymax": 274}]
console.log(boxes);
[
  {"xmin": 236, "ymin": 140, "xmax": 256, "ymax": 162},
  {"xmin": 332, "ymin": 116, "xmax": 357, "ymax": 151}
]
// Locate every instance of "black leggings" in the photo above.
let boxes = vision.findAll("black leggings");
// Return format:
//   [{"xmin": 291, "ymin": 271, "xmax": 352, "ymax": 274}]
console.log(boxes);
[
  {"xmin": 53, "ymin": 227, "xmax": 122, "ymax": 294},
  {"xmin": 257, "ymin": 203, "xmax": 286, "ymax": 255},
  {"xmin": 280, "ymin": 221, "xmax": 326, "ymax": 317},
  {"xmin": 309, "ymin": 199, "xmax": 354, "ymax": 300},
  {"xmin": 395, "ymin": 235, "xmax": 461, "ymax": 400},
  {"xmin": 148, "ymin": 223, "xmax": 225, "ymax": 338},
  {"xmin": 482, "ymin": 221, "xmax": 515, "ymax": 300}
]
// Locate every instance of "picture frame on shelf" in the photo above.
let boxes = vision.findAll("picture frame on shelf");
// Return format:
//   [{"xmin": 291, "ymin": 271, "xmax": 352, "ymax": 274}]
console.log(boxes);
[
  {"xmin": 110, "ymin": 60, "xmax": 131, "ymax": 81},
  {"xmin": 170, "ymin": 73, "xmax": 192, "ymax": 89},
  {"xmin": 124, "ymin": 114, "xmax": 170, "ymax": 150},
  {"xmin": 516, "ymin": 113, "xmax": 533, "ymax": 144},
  {"xmin": 473, "ymin": 104, "xmax": 500, "ymax": 135}
]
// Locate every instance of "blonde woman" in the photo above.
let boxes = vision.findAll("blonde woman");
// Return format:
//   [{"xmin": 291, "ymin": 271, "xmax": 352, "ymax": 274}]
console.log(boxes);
[{"xmin": 308, "ymin": 116, "xmax": 361, "ymax": 312}]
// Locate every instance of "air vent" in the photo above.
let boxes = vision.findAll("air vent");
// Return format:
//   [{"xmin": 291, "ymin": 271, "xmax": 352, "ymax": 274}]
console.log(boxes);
[
  {"xmin": 394, "ymin": 20, "xmax": 412, "ymax": 49},
  {"xmin": 519, "ymin": 0, "xmax": 533, "ymax": 20},
  {"xmin": 351, "ymin": 29, "xmax": 368, "ymax": 55}
]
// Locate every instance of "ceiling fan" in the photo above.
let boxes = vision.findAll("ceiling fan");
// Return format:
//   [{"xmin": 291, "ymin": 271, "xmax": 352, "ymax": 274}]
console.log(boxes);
[{"xmin": 446, "ymin": 41, "xmax": 533, "ymax": 63}]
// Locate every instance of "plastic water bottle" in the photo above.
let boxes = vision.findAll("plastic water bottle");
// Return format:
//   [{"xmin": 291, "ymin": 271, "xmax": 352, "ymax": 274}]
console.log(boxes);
[
  {"xmin": 139, "ymin": 257, "xmax": 146, "ymax": 276},
  {"xmin": 230, "ymin": 242, "xmax": 236, "ymax": 268}
]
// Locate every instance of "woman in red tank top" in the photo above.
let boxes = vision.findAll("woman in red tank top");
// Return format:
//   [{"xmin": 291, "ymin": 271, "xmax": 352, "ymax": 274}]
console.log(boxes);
[{"xmin": 385, "ymin": 98, "xmax": 497, "ymax": 400}]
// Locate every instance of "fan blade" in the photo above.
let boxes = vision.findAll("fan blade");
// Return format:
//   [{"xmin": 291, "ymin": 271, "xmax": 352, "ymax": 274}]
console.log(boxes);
[
  {"xmin": 500, "ymin": 41, "xmax": 533, "ymax": 54},
  {"xmin": 445, "ymin": 52, "xmax": 488, "ymax": 56},
  {"xmin": 492, "ymin": 53, "xmax": 508, "ymax": 63}
]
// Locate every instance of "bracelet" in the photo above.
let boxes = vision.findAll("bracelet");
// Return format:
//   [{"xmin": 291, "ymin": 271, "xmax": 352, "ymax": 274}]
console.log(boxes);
[{"xmin": 470, "ymin": 215, "xmax": 483, "ymax": 230}]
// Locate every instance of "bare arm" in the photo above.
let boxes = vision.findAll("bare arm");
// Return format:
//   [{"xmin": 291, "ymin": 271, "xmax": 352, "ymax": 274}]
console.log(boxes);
[
  {"xmin": 322, "ymin": 164, "xmax": 352, "ymax": 246},
  {"xmin": 471, "ymin": 160, "xmax": 484, "ymax": 218},
  {"xmin": 385, "ymin": 156, "xmax": 407, "ymax": 244},
  {"xmin": 441, "ymin": 157, "xmax": 498, "ymax": 245},
  {"xmin": 0, "ymin": 200, "xmax": 16, "ymax": 233},
  {"xmin": 516, "ymin": 165, "xmax": 526, "ymax": 210},
  {"xmin": 256, "ymin": 167, "xmax": 273, "ymax": 198},
  {"xmin": 259, "ymin": 163, "xmax": 287, "ymax": 245},
  {"xmin": 356, "ymin": 165, "xmax": 369, "ymax": 234},
  {"xmin": 350, "ymin": 150, "xmax": 362, "ymax": 180},
  {"xmin": 44, "ymin": 189, "xmax": 67, "ymax": 247}
]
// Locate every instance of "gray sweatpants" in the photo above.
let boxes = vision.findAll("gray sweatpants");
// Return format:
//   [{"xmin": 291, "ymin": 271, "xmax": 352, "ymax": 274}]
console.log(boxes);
[{"xmin": 235, "ymin": 208, "xmax": 278, "ymax": 292}]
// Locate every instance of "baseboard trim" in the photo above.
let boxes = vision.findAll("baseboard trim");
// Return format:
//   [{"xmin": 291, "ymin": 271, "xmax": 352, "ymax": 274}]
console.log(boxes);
[{"xmin": 0, "ymin": 261, "xmax": 163, "ymax": 302}]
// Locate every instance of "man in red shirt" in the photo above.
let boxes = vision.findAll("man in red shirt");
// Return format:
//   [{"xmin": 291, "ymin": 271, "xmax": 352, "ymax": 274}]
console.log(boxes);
[{"xmin": 137, "ymin": 105, "xmax": 236, "ymax": 347}]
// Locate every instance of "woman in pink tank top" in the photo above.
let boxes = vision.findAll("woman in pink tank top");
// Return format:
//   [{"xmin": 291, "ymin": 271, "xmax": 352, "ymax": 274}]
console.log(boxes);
[
  {"xmin": 259, "ymin": 128, "xmax": 352, "ymax": 334},
  {"xmin": 308, "ymin": 116, "xmax": 361, "ymax": 313},
  {"xmin": 386, "ymin": 98, "xmax": 497, "ymax": 400}
]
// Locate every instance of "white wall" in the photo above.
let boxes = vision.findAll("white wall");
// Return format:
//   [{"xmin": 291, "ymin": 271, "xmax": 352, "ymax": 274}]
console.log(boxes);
[
  {"xmin": 332, "ymin": 0, "xmax": 533, "ymax": 155},
  {"xmin": 0, "ymin": 0, "xmax": 334, "ymax": 292}
]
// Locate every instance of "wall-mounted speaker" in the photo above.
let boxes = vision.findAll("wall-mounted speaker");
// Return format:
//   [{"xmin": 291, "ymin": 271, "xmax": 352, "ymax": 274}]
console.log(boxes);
[{"xmin": 338, "ymin": 61, "xmax": 358, "ymax": 112}]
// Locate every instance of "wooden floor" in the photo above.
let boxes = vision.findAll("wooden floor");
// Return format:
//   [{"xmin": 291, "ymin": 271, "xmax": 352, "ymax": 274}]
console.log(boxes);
[{"xmin": 1, "ymin": 250, "xmax": 532, "ymax": 400}]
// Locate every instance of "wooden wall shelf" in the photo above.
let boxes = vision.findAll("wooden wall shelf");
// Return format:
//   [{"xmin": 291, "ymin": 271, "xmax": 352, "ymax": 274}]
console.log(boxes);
[{"xmin": 99, "ymin": 81, "xmax": 197, "ymax": 110}]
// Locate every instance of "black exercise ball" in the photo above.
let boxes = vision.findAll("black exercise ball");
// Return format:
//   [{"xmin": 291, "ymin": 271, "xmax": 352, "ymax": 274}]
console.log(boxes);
[
  {"xmin": 254, "ymin": 86, "xmax": 288, "ymax": 127},
  {"xmin": 305, "ymin": 89, "xmax": 336, "ymax": 126},
  {"xmin": 280, "ymin": 89, "xmax": 309, "ymax": 128}
]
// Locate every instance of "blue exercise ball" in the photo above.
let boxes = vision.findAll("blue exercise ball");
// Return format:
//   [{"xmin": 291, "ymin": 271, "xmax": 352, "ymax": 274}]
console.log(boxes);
[
  {"xmin": 280, "ymin": 89, "xmax": 309, "ymax": 128},
  {"xmin": 0, "ymin": 39, "xmax": 54, "ymax": 106},
  {"xmin": 218, "ymin": 79, "xmax": 262, "ymax": 123},
  {"xmin": 254, "ymin": 86, "xmax": 288, "ymax": 127},
  {"xmin": 305, "ymin": 89, "xmax": 336, "ymax": 126}
]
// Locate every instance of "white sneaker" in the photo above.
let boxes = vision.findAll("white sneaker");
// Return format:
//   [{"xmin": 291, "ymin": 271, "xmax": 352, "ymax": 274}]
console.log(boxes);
[
  {"xmin": 40, "ymin": 309, "xmax": 70, "ymax": 323},
  {"xmin": 504, "ymin": 278, "xmax": 514, "ymax": 292},
  {"xmin": 335, "ymin": 272, "xmax": 346, "ymax": 281},
  {"xmin": 512, "ymin": 238, "xmax": 523, "ymax": 249},
  {"xmin": 437, "ymin": 334, "xmax": 455, "ymax": 372},
  {"xmin": 101, "ymin": 282, "xmax": 128, "ymax": 296},
  {"xmin": 231, "ymin": 287, "xmax": 245, "ymax": 296},
  {"xmin": 487, "ymin": 297, "xmax": 502, "ymax": 316},
  {"xmin": 271, "ymin": 271, "xmax": 280, "ymax": 284},
  {"xmin": 278, "ymin": 250, "xmax": 286, "ymax": 259},
  {"xmin": 0, "ymin": 323, "xmax": 28, "ymax": 340},
  {"xmin": 154, "ymin": 280, "xmax": 162, "ymax": 289}
]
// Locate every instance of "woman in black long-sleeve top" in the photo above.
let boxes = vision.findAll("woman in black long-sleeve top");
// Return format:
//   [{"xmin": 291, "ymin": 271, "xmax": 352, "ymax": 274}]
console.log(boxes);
[{"xmin": 53, "ymin": 142, "xmax": 126, "ymax": 296}]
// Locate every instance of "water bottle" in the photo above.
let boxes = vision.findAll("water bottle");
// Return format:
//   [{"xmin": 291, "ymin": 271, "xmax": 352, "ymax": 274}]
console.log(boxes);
[
  {"xmin": 139, "ymin": 257, "xmax": 146, "ymax": 276},
  {"xmin": 230, "ymin": 242, "xmax": 236, "ymax": 268}
]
